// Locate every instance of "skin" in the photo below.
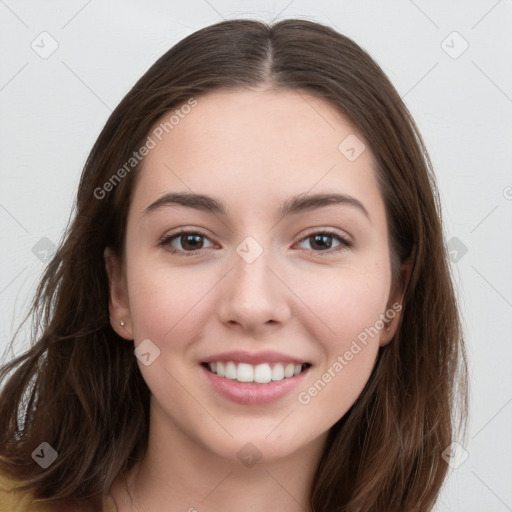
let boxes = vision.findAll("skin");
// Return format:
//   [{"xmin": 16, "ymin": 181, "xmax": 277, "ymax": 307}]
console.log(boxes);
[{"xmin": 105, "ymin": 87, "xmax": 409, "ymax": 511}]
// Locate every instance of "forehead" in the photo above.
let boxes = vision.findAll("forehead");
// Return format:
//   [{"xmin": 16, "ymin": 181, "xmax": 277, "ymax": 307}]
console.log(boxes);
[
  {"xmin": 146, "ymin": 87, "xmax": 364, "ymax": 163},
  {"xmin": 132, "ymin": 88, "xmax": 382, "ymax": 216}
]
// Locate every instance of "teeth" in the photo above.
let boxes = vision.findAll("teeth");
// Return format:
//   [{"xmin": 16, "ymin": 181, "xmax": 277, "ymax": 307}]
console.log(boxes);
[
  {"xmin": 271, "ymin": 363, "xmax": 284, "ymax": 381},
  {"xmin": 254, "ymin": 363, "xmax": 272, "ymax": 383},
  {"xmin": 237, "ymin": 363, "xmax": 254, "ymax": 382},
  {"xmin": 225, "ymin": 362, "xmax": 237, "ymax": 379},
  {"xmin": 284, "ymin": 363, "xmax": 295, "ymax": 378},
  {"xmin": 207, "ymin": 361, "xmax": 307, "ymax": 383}
]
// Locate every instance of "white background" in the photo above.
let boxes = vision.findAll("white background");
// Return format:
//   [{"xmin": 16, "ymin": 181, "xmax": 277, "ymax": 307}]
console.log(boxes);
[{"xmin": 1, "ymin": 1, "xmax": 511, "ymax": 510}]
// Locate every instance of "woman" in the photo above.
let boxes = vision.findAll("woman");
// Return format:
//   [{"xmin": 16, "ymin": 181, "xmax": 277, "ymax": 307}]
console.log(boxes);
[{"xmin": 0, "ymin": 18, "xmax": 468, "ymax": 511}]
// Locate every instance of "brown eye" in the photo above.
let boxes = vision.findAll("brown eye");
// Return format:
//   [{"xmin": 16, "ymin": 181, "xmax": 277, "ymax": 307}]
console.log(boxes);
[
  {"xmin": 159, "ymin": 230, "xmax": 214, "ymax": 256},
  {"xmin": 297, "ymin": 231, "xmax": 351, "ymax": 254},
  {"xmin": 177, "ymin": 233, "xmax": 206, "ymax": 251}
]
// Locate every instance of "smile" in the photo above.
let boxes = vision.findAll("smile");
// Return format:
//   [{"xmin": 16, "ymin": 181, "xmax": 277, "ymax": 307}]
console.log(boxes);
[{"xmin": 202, "ymin": 361, "xmax": 311, "ymax": 384}]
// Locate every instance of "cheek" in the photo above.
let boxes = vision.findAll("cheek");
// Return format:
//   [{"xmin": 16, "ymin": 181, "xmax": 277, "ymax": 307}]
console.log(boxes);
[
  {"xmin": 298, "ymin": 261, "xmax": 390, "ymax": 348},
  {"xmin": 296, "ymin": 346, "xmax": 378, "ymax": 435},
  {"xmin": 125, "ymin": 255, "xmax": 215, "ymax": 348},
  {"xmin": 292, "ymin": 265, "xmax": 388, "ymax": 418}
]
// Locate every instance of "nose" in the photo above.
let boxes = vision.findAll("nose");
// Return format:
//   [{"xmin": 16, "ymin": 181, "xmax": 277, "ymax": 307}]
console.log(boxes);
[{"xmin": 217, "ymin": 243, "xmax": 291, "ymax": 333}]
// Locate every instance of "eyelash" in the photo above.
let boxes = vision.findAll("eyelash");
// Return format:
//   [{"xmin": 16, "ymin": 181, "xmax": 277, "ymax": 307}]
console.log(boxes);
[{"xmin": 158, "ymin": 229, "xmax": 352, "ymax": 257}]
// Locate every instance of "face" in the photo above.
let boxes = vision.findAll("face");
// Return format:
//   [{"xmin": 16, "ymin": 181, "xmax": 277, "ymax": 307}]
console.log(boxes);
[{"xmin": 106, "ymin": 88, "xmax": 405, "ymax": 464}]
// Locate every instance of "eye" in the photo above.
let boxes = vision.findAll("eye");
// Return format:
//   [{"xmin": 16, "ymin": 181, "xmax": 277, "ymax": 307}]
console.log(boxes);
[
  {"xmin": 159, "ymin": 229, "xmax": 351, "ymax": 257},
  {"xmin": 159, "ymin": 230, "xmax": 214, "ymax": 256},
  {"xmin": 296, "ymin": 230, "xmax": 351, "ymax": 255}
]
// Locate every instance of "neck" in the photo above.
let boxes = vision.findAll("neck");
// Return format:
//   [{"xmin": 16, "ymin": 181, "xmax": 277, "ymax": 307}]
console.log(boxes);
[{"xmin": 111, "ymin": 403, "xmax": 327, "ymax": 511}]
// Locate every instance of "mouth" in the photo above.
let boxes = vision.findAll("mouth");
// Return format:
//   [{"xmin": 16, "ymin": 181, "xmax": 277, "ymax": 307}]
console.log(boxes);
[{"xmin": 201, "ymin": 361, "xmax": 312, "ymax": 384}]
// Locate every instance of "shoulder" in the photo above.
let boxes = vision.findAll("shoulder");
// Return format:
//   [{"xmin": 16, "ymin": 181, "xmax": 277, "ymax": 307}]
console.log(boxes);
[
  {"xmin": 0, "ymin": 467, "xmax": 117, "ymax": 512},
  {"xmin": 0, "ymin": 468, "xmax": 52, "ymax": 512}
]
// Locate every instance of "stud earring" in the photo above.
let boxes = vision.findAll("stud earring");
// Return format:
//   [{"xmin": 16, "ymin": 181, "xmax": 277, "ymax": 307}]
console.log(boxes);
[{"xmin": 120, "ymin": 321, "xmax": 125, "ymax": 327}]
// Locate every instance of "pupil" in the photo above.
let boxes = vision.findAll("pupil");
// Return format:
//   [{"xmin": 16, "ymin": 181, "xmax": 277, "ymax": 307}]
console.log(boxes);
[
  {"xmin": 311, "ymin": 234, "xmax": 331, "ymax": 250},
  {"xmin": 182, "ymin": 234, "xmax": 202, "ymax": 250}
]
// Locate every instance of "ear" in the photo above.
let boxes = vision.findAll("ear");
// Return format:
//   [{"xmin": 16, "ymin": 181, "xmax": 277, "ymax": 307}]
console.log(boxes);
[
  {"xmin": 379, "ymin": 258, "xmax": 413, "ymax": 347},
  {"xmin": 104, "ymin": 247, "xmax": 133, "ymax": 340}
]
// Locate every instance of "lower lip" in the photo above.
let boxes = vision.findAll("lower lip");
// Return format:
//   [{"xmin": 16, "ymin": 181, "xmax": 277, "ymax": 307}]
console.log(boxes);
[{"xmin": 201, "ymin": 364, "xmax": 310, "ymax": 405}]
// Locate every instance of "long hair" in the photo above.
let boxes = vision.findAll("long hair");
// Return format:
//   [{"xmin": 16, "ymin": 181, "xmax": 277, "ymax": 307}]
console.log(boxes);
[{"xmin": 0, "ymin": 18, "xmax": 468, "ymax": 511}]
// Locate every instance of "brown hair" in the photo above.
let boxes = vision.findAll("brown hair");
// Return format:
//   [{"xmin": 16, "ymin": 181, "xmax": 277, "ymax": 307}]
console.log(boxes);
[{"xmin": 0, "ymin": 18, "xmax": 468, "ymax": 511}]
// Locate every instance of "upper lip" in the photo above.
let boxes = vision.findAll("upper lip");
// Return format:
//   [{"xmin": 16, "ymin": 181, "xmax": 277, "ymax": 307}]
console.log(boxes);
[{"xmin": 202, "ymin": 350, "xmax": 309, "ymax": 365}]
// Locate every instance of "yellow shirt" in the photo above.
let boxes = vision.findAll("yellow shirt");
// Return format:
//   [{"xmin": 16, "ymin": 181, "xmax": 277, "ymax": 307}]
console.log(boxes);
[{"xmin": 0, "ymin": 469, "xmax": 117, "ymax": 512}]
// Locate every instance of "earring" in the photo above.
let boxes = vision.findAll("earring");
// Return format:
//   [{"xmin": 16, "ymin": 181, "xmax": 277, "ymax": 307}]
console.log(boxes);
[{"xmin": 120, "ymin": 321, "xmax": 125, "ymax": 327}]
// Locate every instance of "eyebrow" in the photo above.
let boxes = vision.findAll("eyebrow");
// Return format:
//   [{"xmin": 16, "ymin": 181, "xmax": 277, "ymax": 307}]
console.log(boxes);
[{"xmin": 145, "ymin": 191, "xmax": 370, "ymax": 222}]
